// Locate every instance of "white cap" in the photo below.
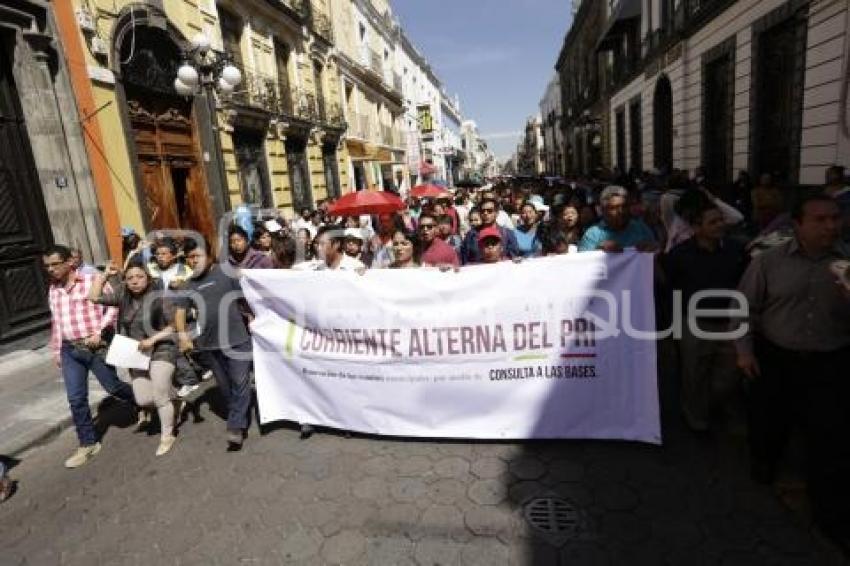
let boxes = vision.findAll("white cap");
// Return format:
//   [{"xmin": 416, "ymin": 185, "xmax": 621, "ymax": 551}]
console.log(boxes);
[{"xmin": 344, "ymin": 228, "xmax": 365, "ymax": 241}]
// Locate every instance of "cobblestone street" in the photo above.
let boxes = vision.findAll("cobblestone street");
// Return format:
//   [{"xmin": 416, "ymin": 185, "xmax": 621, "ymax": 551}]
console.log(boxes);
[{"xmin": 0, "ymin": 389, "xmax": 845, "ymax": 566}]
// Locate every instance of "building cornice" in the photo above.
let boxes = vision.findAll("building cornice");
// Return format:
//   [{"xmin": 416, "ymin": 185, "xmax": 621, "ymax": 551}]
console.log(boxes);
[
  {"xmin": 352, "ymin": 0, "xmax": 396, "ymax": 44},
  {"xmin": 336, "ymin": 51, "xmax": 403, "ymax": 109},
  {"xmin": 555, "ymin": 0, "xmax": 593, "ymax": 70}
]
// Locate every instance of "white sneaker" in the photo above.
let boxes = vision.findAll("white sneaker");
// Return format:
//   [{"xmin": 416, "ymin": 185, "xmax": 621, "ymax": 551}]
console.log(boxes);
[
  {"xmin": 177, "ymin": 384, "xmax": 200, "ymax": 398},
  {"xmin": 64, "ymin": 443, "xmax": 101, "ymax": 469},
  {"xmin": 201, "ymin": 370, "xmax": 213, "ymax": 381}
]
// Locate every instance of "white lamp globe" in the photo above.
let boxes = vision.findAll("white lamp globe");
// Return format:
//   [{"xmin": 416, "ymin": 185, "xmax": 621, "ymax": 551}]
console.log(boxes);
[
  {"xmin": 177, "ymin": 63, "xmax": 199, "ymax": 87},
  {"xmin": 217, "ymin": 76, "xmax": 235, "ymax": 94},
  {"xmin": 174, "ymin": 78, "xmax": 194, "ymax": 96},
  {"xmin": 221, "ymin": 64, "xmax": 242, "ymax": 87},
  {"xmin": 191, "ymin": 32, "xmax": 211, "ymax": 53}
]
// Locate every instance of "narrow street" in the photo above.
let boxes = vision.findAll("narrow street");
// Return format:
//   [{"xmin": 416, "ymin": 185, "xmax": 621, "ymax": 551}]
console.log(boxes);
[{"xmin": 0, "ymin": 389, "xmax": 842, "ymax": 565}]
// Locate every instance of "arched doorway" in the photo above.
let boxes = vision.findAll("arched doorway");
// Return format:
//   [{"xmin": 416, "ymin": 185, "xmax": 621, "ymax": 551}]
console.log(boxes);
[
  {"xmin": 116, "ymin": 19, "xmax": 216, "ymax": 246},
  {"xmin": 653, "ymin": 75, "xmax": 673, "ymax": 173}
]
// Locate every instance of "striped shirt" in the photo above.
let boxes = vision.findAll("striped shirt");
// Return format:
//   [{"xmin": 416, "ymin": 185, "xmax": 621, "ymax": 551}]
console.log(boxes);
[{"xmin": 48, "ymin": 272, "xmax": 117, "ymax": 354}]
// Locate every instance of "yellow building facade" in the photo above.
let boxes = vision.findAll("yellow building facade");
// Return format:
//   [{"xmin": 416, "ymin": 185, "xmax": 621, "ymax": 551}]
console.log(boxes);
[
  {"xmin": 331, "ymin": 0, "xmax": 409, "ymax": 192},
  {"xmin": 67, "ymin": 0, "xmax": 350, "ymax": 246}
]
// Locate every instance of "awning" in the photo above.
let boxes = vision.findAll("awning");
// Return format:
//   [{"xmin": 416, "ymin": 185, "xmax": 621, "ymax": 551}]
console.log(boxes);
[{"xmin": 596, "ymin": 0, "xmax": 641, "ymax": 52}]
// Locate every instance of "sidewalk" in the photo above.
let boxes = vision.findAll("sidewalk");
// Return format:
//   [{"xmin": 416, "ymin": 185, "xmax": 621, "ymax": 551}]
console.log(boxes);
[{"xmin": 0, "ymin": 348, "xmax": 107, "ymax": 457}]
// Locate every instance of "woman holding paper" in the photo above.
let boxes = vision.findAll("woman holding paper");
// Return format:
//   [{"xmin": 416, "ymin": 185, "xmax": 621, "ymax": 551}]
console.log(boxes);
[{"xmin": 90, "ymin": 262, "xmax": 182, "ymax": 456}]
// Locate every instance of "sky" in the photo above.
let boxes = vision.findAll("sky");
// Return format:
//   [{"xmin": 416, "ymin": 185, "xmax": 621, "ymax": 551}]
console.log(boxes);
[{"xmin": 392, "ymin": 0, "xmax": 573, "ymax": 162}]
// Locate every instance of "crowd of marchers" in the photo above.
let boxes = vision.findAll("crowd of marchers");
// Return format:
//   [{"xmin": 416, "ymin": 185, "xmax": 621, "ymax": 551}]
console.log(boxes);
[{"xmin": 37, "ymin": 163, "xmax": 850, "ymax": 552}]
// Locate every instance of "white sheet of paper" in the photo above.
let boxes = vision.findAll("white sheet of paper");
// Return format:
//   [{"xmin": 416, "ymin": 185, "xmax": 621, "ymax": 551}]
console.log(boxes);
[
  {"xmin": 105, "ymin": 334, "xmax": 151, "ymax": 370},
  {"xmin": 264, "ymin": 220, "xmax": 283, "ymax": 233}
]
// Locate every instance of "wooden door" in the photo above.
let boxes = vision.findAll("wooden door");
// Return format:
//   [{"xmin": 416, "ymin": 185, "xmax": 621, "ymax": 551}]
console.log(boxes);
[
  {"xmin": 0, "ymin": 35, "xmax": 52, "ymax": 342},
  {"xmin": 137, "ymin": 158, "xmax": 178, "ymax": 230},
  {"xmin": 121, "ymin": 28, "xmax": 216, "ymax": 247}
]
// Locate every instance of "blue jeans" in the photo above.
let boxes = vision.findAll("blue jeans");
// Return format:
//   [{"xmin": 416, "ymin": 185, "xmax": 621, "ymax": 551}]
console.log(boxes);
[
  {"xmin": 60, "ymin": 342, "xmax": 135, "ymax": 446},
  {"xmin": 197, "ymin": 342, "xmax": 253, "ymax": 432}
]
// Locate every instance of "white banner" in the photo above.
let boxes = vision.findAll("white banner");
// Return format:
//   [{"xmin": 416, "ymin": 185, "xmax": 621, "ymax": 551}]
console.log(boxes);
[{"xmin": 242, "ymin": 253, "xmax": 660, "ymax": 443}]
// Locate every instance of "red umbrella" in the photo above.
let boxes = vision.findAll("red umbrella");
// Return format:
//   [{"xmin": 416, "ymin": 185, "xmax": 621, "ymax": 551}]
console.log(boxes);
[
  {"xmin": 410, "ymin": 184, "xmax": 451, "ymax": 199},
  {"xmin": 327, "ymin": 190, "xmax": 406, "ymax": 217}
]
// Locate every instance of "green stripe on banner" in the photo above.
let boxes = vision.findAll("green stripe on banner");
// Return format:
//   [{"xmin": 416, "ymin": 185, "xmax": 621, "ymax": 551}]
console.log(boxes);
[{"xmin": 285, "ymin": 319, "xmax": 296, "ymax": 358}]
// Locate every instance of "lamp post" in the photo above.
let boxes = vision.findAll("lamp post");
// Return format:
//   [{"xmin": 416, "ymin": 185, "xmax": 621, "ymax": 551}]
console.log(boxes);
[{"xmin": 173, "ymin": 32, "xmax": 242, "ymax": 218}]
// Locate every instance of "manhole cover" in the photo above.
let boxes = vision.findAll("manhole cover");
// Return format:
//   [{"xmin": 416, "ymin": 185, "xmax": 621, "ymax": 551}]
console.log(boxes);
[{"xmin": 524, "ymin": 497, "xmax": 580, "ymax": 536}]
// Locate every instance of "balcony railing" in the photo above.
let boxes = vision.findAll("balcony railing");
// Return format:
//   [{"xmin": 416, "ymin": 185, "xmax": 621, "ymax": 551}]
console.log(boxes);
[{"xmin": 231, "ymin": 68, "xmax": 279, "ymax": 110}]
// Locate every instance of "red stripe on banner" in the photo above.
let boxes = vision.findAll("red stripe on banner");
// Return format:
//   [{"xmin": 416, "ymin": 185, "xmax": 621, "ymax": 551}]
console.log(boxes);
[{"xmin": 561, "ymin": 353, "xmax": 597, "ymax": 359}]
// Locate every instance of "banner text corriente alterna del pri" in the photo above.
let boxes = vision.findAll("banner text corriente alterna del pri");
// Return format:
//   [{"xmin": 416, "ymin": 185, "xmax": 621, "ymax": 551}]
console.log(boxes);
[{"xmin": 241, "ymin": 253, "xmax": 661, "ymax": 444}]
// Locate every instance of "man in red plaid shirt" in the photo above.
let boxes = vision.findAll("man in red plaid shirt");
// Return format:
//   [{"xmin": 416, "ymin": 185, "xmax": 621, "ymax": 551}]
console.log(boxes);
[{"xmin": 44, "ymin": 245, "xmax": 135, "ymax": 469}]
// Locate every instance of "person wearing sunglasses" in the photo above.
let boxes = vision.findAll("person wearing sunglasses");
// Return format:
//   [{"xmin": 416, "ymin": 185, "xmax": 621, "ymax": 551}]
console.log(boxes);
[
  {"xmin": 460, "ymin": 198, "xmax": 520, "ymax": 264},
  {"xmin": 418, "ymin": 213, "xmax": 459, "ymax": 268}
]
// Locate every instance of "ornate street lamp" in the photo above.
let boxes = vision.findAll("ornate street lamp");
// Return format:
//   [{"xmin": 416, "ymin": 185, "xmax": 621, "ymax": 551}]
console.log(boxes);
[
  {"xmin": 173, "ymin": 31, "xmax": 242, "ymax": 98},
  {"xmin": 172, "ymin": 31, "xmax": 240, "ymax": 219}
]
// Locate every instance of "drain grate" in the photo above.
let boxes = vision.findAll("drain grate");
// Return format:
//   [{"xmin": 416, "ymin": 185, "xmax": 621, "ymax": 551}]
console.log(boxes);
[{"xmin": 524, "ymin": 497, "xmax": 580, "ymax": 536}]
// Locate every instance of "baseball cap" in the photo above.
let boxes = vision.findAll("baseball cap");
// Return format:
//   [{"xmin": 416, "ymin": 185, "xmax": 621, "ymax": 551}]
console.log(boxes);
[{"xmin": 477, "ymin": 225, "xmax": 502, "ymax": 244}]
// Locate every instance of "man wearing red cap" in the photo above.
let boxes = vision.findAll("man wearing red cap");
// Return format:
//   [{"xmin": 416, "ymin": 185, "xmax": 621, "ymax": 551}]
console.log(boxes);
[
  {"xmin": 460, "ymin": 197, "xmax": 519, "ymax": 264},
  {"xmin": 478, "ymin": 225, "xmax": 504, "ymax": 264}
]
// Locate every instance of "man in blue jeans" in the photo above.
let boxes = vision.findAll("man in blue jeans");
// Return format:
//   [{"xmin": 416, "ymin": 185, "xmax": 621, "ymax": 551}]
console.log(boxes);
[
  {"xmin": 176, "ymin": 238, "xmax": 254, "ymax": 451},
  {"xmin": 44, "ymin": 245, "xmax": 135, "ymax": 469}
]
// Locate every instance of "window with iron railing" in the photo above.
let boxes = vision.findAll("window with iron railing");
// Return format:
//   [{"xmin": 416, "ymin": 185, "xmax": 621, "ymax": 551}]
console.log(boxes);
[{"xmin": 231, "ymin": 66, "xmax": 279, "ymax": 110}]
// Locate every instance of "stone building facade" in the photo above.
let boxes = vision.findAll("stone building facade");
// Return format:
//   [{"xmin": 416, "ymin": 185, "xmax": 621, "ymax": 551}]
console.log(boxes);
[
  {"xmin": 332, "ymin": 0, "xmax": 407, "ymax": 192},
  {"xmin": 595, "ymin": 0, "xmax": 849, "ymax": 186},
  {"xmin": 555, "ymin": 0, "xmax": 612, "ymax": 178},
  {"xmin": 57, "ymin": 0, "xmax": 350, "ymax": 253},
  {"xmin": 0, "ymin": 0, "xmax": 112, "ymax": 347}
]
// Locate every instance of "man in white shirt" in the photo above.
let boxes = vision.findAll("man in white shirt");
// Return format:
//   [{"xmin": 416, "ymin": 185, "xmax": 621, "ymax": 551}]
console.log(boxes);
[
  {"xmin": 296, "ymin": 225, "xmax": 364, "ymax": 440},
  {"xmin": 292, "ymin": 208, "xmax": 316, "ymax": 238},
  {"xmin": 314, "ymin": 225, "xmax": 365, "ymax": 271}
]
